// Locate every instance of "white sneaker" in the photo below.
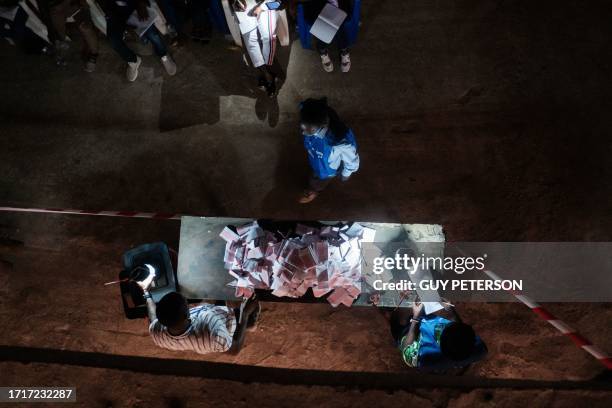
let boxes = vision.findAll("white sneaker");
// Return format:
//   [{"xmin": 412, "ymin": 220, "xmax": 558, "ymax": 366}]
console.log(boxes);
[
  {"xmin": 340, "ymin": 52, "xmax": 351, "ymax": 73},
  {"xmin": 161, "ymin": 55, "xmax": 177, "ymax": 76},
  {"xmin": 126, "ymin": 56, "xmax": 141, "ymax": 82},
  {"xmin": 320, "ymin": 53, "xmax": 334, "ymax": 73}
]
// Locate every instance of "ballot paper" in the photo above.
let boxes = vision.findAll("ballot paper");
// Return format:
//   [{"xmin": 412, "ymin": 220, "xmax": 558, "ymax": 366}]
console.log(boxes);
[
  {"xmin": 127, "ymin": 7, "xmax": 158, "ymax": 37},
  {"xmin": 221, "ymin": 221, "xmax": 368, "ymax": 307},
  {"xmin": 423, "ymin": 302, "xmax": 445, "ymax": 315},
  {"xmin": 309, "ymin": 3, "xmax": 347, "ymax": 44}
]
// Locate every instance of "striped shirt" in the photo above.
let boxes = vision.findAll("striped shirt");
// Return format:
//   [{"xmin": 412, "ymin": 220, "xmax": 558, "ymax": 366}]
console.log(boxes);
[{"xmin": 149, "ymin": 304, "xmax": 237, "ymax": 354}]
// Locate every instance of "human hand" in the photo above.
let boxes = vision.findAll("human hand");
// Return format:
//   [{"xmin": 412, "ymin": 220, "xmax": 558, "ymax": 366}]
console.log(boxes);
[
  {"xmin": 233, "ymin": 0, "xmax": 247, "ymax": 12},
  {"xmin": 243, "ymin": 298, "xmax": 259, "ymax": 315},
  {"xmin": 136, "ymin": 5, "xmax": 149, "ymax": 22},
  {"xmin": 253, "ymin": 5, "xmax": 263, "ymax": 17},
  {"xmin": 412, "ymin": 302, "xmax": 424, "ymax": 319},
  {"xmin": 137, "ymin": 264, "xmax": 156, "ymax": 291}
]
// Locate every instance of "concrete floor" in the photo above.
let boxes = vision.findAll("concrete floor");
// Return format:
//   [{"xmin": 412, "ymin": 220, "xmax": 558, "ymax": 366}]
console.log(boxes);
[{"xmin": 1, "ymin": 0, "xmax": 612, "ymax": 405}]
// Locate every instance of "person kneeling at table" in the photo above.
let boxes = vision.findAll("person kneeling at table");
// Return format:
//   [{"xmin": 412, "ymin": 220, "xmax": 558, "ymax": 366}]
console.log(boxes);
[
  {"xmin": 390, "ymin": 302, "xmax": 487, "ymax": 371},
  {"xmin": 138, "ymin": 271, "xmax": 260, "ymax": 354}
]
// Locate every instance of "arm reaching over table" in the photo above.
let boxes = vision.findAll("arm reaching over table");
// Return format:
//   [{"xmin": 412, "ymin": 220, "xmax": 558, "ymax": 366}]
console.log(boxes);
[{"xmin": 137, "ymin": 264, "xmax": 157, "ymax": 323}]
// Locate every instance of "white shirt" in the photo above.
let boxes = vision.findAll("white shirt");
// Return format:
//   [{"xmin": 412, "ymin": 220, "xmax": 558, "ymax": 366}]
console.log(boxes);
[
  {"xmin": 234, "ymin": 0, "xmax": 273, "ymax": 34},
  {"xmin": 329, "ymin": 142, "xmax": 360, "ymax": 178},
  {"xmin": 149, "ymin": 304, "xmax": 237, "ymax": 354}
]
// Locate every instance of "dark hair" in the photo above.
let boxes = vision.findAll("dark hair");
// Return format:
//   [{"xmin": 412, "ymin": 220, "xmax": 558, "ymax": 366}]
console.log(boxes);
[
  {"xmin": 300, "ymin": 98, "xmax": 329, "ymax": 127},
  {"xmin": 439, "ymin": 322, "xmax": 476, "ymax": 361},
  {"xmin": 156, "ymin": 292, "xmax": 189, "ymax": 327},
  {"xmin": 300, "ymin": 98, "xmax": 350, "ymax": 143}
]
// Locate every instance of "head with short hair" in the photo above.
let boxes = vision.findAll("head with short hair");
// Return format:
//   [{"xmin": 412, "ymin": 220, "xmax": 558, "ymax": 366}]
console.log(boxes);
[
  {"xmin": 300, "ymin": 98, "xmax": 330, "ymax": 135},
  {"xmin": 440, "ymin": 322, "xmax": 476, "ymax": 361},
  {"xmin": 156, "ymin": 292, "xmax": 189, "ymax": 328}
]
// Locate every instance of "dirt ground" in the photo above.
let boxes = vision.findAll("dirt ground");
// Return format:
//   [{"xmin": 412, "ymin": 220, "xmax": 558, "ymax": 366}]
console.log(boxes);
[
  {"xmin": 2, "ymin": 362, "xmax": 611, "ymax": 408},
  {"xmin": 1, "ymin": 0, "xmax": 612, "ymax": 406}
]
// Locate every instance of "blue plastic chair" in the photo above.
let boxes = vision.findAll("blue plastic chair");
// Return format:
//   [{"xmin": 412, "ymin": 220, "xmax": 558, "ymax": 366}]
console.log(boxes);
[
  {"xmin": 209, "ymin": 0, "xmax": 231, "ymax": 34},
  {"xmin": 297, "ymin": 0, "xmax": 361, "ymax": 50}
]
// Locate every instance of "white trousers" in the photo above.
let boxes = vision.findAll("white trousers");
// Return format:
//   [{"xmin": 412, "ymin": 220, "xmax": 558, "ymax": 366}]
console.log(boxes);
[{"xmin": 241, "ymin": 10, "xmax": 277, "ymax": 68}]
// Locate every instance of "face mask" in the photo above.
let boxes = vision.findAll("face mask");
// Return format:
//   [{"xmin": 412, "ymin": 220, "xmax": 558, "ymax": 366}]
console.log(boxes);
[{"xmin": 301, "ymin": 124, "xmax": 324, "ymax": 136}]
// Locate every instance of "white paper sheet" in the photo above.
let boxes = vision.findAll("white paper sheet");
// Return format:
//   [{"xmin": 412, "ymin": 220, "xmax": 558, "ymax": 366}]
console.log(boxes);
[
  {"xmin": 127, "ymin": 7, "xmax": 158, "ymax": 37},
  {"xmin": 309, "ymin": 3, "xmax": 347, "ymax": 44}
]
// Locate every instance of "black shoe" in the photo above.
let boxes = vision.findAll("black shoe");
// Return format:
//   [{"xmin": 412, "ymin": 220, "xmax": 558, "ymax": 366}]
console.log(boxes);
[
  {"xmin": 257, "ymin": 76, "xmax": 267, "ymax": 90},
  {"xmin": 265, "ymin": 77, "xmax": 277, "ymax": 98}
]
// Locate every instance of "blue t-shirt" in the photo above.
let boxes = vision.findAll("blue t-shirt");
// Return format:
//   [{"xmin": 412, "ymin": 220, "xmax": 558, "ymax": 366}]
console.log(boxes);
[
  {"xmin": 303, "ymin": 126, "xmax": 358, "ymax": 180},
  {"xmin": 401, "ymin": 315, "xmax": 487, "ymax": 370}
]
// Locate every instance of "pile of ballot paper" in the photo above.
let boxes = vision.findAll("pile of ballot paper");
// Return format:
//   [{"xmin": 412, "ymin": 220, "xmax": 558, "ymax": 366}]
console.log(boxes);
[{"xmin": 219, "ymin": 221, "xmax": 376, "ymax": 307}]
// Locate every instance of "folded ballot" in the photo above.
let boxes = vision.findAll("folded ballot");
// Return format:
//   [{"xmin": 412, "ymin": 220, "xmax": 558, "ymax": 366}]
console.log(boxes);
[
  {"xmin": 309, "ymin": 3, "xmax": 348, "ymax": 44},
  {"xmin": 220, "ymin": 221, "xmax": 368, "ymax": 307}
]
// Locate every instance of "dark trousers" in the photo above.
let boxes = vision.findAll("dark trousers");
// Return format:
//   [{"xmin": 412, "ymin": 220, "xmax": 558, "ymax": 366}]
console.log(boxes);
[
  {"xmin": 308, "ymin": 175, "xmax": 334, "ymax": 192},
  {"xmin": 107, "ymin": 5, "xmax": 168, "ymax": 63},
  {"xmin": 316, "ymin": 22, "xmax": 350, "ymax": 55},
  {"xmin": 49, "ymin": 0, "xmax": 98, "ymax": 54},
  {"xmin": 157, "ymin": 0, "xmax": 179, "ymax": 29},
  {"xmin": 192, "ymin": 0, "xmax": 212, "ymax": 31},
  {"xmin": 305, "ymin": 0, "xmax": 351, "ymax": 54},
  {"xmin": 158, "ymin": 0, "xmax": 211, "ymax": 32}
]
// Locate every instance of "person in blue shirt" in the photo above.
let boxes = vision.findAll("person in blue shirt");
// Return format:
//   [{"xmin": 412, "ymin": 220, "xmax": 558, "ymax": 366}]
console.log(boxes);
[
  {"xmin": 298, "ymin": 98, "xmax": 359, "ymax": 203},
  {"xmin": 372, "ymin": 296, "xmax": 487, "ymax": 372}
]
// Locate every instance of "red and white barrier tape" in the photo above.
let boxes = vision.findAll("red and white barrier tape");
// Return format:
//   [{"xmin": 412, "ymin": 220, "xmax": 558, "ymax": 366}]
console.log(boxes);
[
  {"xmin": 1, "ymin": 206, "xmax": 610, "ymax": 369},
  {"xmin": 0, "ymin": 206, "xmax": 183, "ymax": 220},
  {"xmin": 482, "ymin": 268, "xmax": 612, "ymax": 370}
]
